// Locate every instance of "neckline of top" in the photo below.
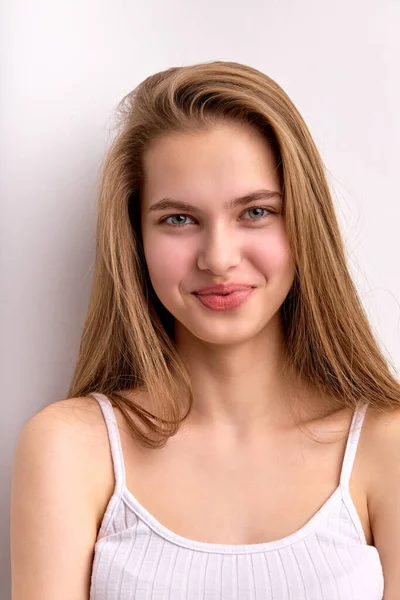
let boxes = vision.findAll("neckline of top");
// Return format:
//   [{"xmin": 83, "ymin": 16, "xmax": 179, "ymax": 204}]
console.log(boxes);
[
  {"xmin": 93, "ymin": 393, "xmax": 369, "ymax": 554},
  {"xmin": 120, "ymin": 480, "xmax": 342, "ymax": 554}
]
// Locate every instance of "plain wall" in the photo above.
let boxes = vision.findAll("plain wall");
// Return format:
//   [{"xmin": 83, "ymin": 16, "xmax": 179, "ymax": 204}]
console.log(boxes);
[{"xmin": 1, "ymin": 0, "xmax": 399, "ymax": 596}]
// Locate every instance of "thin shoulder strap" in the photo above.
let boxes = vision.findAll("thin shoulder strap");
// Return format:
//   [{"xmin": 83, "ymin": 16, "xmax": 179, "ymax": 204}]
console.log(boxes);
[
  {"xmin": 90, "ymin": 392, "xmax": 126, "ymax": 494},
  {"xmin": 339, "ymin": 401, "xmax": 369, "ymax": 490}
]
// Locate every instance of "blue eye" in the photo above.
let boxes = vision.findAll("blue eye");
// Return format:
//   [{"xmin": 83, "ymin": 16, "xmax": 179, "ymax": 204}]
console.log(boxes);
[
  {"xmin": 159, "ymin": 206, "xmax": 272, "ymax": 227},
  {"xmin": 162, "ymin": 214, "xmax": 195, "ymax": 226},
  {"xmin": 244, "ymin": 207, "xmax": 270, "ymax": 220}
]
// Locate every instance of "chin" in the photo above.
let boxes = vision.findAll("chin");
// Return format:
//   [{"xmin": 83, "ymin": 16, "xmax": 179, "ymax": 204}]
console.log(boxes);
[{"xmin": 176, "ymin": 316, "xmax": 269, "ymax": 346}]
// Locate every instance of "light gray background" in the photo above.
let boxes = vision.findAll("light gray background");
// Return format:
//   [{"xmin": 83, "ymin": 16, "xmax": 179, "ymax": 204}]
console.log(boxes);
[{"xmin": 1, "ymin": 0, "xmax": 399, "ymax": 596}]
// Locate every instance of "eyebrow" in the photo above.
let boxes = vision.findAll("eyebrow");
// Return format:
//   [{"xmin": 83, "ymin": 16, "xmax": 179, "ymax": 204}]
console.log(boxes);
[{"xmin": 147, "ymin": 189, "xmax": 282, "ymax": 213}]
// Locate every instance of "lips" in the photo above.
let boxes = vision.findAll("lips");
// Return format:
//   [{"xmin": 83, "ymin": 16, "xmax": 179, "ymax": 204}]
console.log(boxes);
[
  {"xmin": 194, "ymin": 287, "xmax": 255, "ymax": 311},
  {"xmin": 194, "ymin": 284, "xmax": 254, "ymax": 296}
]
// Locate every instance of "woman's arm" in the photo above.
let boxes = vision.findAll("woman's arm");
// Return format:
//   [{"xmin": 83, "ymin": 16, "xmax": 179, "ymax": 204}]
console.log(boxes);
[
  {"xmin": 10, "ymin": 399, "xmax": 111, "ymax": 600},
  {"xmin": 368, "ymin": 409, "xmax": 400, "ymax": 600}
]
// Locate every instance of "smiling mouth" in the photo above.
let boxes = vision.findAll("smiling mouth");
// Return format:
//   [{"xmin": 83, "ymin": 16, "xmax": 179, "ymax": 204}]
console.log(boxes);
[{"xmin": 192, "ymin": 288, "xmax": 255, "ymax": 311}]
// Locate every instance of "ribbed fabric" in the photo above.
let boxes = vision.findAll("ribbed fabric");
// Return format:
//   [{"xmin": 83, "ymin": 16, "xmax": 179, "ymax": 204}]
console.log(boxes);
[{"xmin": 89, "ymin": 392, "xmax": 384, "ymax": 599}]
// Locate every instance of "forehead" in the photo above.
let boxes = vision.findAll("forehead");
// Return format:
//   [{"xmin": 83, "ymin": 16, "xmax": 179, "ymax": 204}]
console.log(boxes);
[{"xmin": 141, "ymin": 122, "xmax": 280, "ymax": 207}]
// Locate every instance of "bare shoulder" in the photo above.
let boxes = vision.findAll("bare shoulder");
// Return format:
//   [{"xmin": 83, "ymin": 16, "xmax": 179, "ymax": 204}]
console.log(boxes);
[
  {"xmin": 362, "ymin": 404, "xmax": 400, "ymax": 460},
  {"xmin": 36, "ymin": 395, "xmax": 108, "ymax": 430},
  {"xmin": 361, "ymin": 405, "xmax": 400, "ymax": 595},
  {"xmin": 17, "ymin": 394, "xmax": 109, "ymax": 450},
  {"xmin": 14, "ymin": 395, "xmax": 115, "ymax": 532},
  {"xmin": 10, "ymin": 396, "xmax": 115, "ymax": 599},
  {"xmin": 361, "ymin": 404, "xmax": 400, "ymax": 514},
  {"xmin": 357, "ymin": 404, "xmax": 400, "ymax": 488}
]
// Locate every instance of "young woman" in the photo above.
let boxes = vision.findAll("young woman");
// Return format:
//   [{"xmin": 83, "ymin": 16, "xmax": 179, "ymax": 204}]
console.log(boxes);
[{"xmin": 10, "ymin": 60, "xmax": 400, "ymax": 599}]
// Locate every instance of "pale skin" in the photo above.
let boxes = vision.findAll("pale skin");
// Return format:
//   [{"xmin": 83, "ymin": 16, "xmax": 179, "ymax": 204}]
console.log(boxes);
[
  {"xmin": 140, "ymin": 121, "xmax": 299, "ymax": 438},
  {"xmin": 10, "ymin": 121, "xmax": 400, "ymax": 598}
]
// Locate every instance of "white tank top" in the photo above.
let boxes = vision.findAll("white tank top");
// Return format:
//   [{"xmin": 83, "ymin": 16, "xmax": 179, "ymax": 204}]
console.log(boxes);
[{"xmin": 89, "ymin": 392, "xmax": 384, "ymax": 599}]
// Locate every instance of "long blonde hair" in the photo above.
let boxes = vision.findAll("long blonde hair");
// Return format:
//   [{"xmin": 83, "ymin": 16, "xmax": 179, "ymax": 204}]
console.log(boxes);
[{"xmin": 67, "ymin": 60, "xmax": 400, "ymax": 448}]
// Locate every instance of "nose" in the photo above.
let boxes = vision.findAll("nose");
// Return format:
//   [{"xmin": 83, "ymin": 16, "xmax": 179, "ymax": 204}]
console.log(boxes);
[{"xmin": 197, "ymin": 224, "xmax": 241, "ymax": 275}]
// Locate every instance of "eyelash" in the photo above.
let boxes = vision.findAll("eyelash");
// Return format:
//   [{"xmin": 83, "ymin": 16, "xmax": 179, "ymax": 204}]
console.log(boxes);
[{"xmin": 159, "ymin": 206, "xmax": 274, "ymax": 228}]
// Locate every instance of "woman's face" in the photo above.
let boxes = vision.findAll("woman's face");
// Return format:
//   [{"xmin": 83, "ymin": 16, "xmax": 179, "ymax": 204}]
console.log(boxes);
[{"xmin": 140, "ymin": 121, "xmax": 296, "ymax": 345}]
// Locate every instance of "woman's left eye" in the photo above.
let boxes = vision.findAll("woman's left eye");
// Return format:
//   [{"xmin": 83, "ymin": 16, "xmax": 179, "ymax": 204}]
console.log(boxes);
[
  {"xmin": 243, "ymin": 207, "xmax": 271, "ymax": 220},
  {"xmin": 160, "ymin": 207, "xmax": 272, "ymax": 227}
]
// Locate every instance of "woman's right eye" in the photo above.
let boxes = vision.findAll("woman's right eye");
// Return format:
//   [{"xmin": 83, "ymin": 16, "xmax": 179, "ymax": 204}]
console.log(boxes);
[{"xmin": 159, "ymin": 214, "xmax": 195, "ymax": 227}]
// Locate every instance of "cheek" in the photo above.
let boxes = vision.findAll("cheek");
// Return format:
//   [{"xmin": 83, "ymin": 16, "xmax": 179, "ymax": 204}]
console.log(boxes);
[
  {"xmin": 143, "ymin": 235, "xmax": 190, "ymax": 293},
  {"xmin": 250, "ymin": 229, "xmax": 294, "ymax": 279}
]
